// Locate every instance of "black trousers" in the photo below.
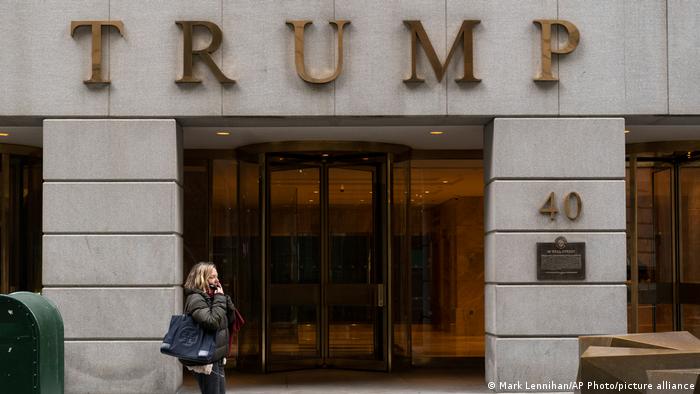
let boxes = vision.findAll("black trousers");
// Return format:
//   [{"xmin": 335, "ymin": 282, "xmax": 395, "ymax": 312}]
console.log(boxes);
[{"xmin": 194, "ymin": 360, "xmax": 226, "ymax": 394}]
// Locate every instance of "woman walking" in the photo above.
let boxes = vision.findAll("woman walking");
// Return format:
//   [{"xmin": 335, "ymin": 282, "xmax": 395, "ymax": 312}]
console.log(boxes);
[{"xmin": 183, "ymin": 262, "xmax": 236, "ymax": 394}]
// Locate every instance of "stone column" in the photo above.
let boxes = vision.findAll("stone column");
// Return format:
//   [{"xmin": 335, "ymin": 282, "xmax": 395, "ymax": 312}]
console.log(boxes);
[
  {"xmin": 41, "ymin": 120, "xmax": 183, "ymax": 394},
  {"xmin": 484, "ymin": 118, "xmax": 628, "ymax": 392}
]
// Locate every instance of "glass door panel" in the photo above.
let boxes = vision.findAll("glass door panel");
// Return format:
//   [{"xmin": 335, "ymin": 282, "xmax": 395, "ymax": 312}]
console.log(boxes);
[
  {"xmin": 680, "ymin": 166, "xmax": 700, "ymax": 337},
  {"xmin": 268, "ymin": 164, "xmax": 322, "ymax": 368},
  {"xmin": 649, "ymin": 167, "xmax": 674, "ymax": 332},
  {"xmin": 326, "ymin": 165, "xmax": 386, "ymax": 369},
  {"xmin": 236, "ymin": 159, "xmax": 263, "ymax": 369},
  {"xmin": 0, "ymin": 152, "xmax": 42, "ymax": 295},
  {"xmin": 391, "ymin": 157, "xmax": 411, "ymax": 369}
]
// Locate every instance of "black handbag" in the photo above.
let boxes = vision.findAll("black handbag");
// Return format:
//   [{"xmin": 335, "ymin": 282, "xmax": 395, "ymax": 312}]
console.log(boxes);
[{"xmin": 160, "ymin": 314, "xmax": 217, "ymax": 364}]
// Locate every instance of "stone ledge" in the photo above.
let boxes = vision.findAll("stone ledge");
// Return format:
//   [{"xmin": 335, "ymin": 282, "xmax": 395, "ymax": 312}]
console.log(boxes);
[
  {"xmin": 65, "ymin": 340, "xmax": 182, "ymax": 394},
  {"xmin": 485, "ymin": 284, "xmax": 627, "ymax": 336},
  {"xmin": 43, "ymin": 287, "xmax": 182, "ymax": 339},
  {"xmin": 43, "ymin": 182, "xmax": 182, "ymax": 233},
  {"xmin": 43, "ymin": 234, "xmax": 183, "ymax": 286},
  {"xmin": 486, "ymin": 335, "xmax": 580, "ymax": 393},
  {"xmin": 43, "ymin": 119, "xmax": 181, "ymax": 181},
  {"xmin": 485, "ymin": 232, "xmax": 626, "ymax": 283},
  {"xmin": 485, "ymin": 180, "xmax": 626, "ymax": 232},
  {"xmin": 485, "ymin": 118, "xmax": 625, "ymax": 180}
]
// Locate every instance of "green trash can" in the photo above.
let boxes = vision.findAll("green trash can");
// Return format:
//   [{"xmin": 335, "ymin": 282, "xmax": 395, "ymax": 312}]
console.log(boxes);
[{"xmin": 0, "ymin": 292, "xmax": 64, "ymax": 394}]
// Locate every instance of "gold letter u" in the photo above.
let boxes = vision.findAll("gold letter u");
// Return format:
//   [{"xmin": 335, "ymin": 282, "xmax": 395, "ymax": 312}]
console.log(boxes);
[{"xmin": 286, "ymin": 20, "xmax": 350, "ymax": 84}]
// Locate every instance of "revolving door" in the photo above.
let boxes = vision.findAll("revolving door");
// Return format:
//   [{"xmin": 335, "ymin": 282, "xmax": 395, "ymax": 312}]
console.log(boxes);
[{"xmin": 236, "ymin": 142, "xmax": 411, "ymax": 372}]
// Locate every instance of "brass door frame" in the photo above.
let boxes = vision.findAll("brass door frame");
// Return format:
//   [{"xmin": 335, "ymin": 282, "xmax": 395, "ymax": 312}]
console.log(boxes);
[
  {"xmin": 238, "ymin": 141, "xmax": 410, "ymax": 156},
  {"xmin": 626, "ymin": 141, "xmax": 699, "ymax": 332},
  {"xmin": 262, "ymin": 151, "xmax": 390, "ymax": 372}
]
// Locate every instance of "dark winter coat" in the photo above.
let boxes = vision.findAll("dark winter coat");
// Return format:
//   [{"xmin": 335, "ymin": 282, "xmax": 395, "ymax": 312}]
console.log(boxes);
[{"xmin": 182, "ymin": 288, "xmax": 236, "ymax": 364}]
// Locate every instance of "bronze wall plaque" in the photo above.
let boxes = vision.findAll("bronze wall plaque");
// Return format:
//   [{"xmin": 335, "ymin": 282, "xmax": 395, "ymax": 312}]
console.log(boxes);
[{"xmin": 537, "ymin": 236, "xmax": 585, "ymax": 280}]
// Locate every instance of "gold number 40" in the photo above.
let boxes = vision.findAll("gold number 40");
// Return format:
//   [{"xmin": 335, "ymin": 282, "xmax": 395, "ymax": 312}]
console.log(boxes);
[{"xmin": 539, "ymin": 192, "xmax": 582, "ymax": 221}]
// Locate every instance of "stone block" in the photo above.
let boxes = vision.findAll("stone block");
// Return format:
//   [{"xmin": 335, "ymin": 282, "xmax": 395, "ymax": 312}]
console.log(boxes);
[
  {"xmin": 485, "ymin": 284, "xmax": 627, "ymax": 336},
  {"xmin": 43, "ymin": 119, "xmax": 182, "ymax": 181},
  {"xmin": 579, "ymin": 347, "xmax": 700, "ymax": 394},
  {"xmin": 109, "ymin": 0, "xmax": 222, "ymax": 116},
  {"xmin": 558, "ymin": 0, "xmax": 668, "ymax": 115},
  {"xmin": 668, "ymin": 0, "xmax": 700, "ymax": 114},
  {"xmin": 486, "ymin": 335, "xmax": 580, "ymax": 392},
  {"xmin": 223, "ymin": 0, "xmax": 334, "ymax": 116},
  {"xmin": 484, "ymin": 118, "xmax": 625, "ymax": 180},
  {"xmin": 485, "ymin": 180, "xmax": 626, "ymax": 232},
  {"xmin": 446, "ymin": 0, "xmax": 558, "ymax": 116},
  {"xmin": 65, "ymin": 340, "xmax": 182, "ymax": 394},
  {"xmin": 43, "ymin": 235, "xmax": 183, "ymax": 286},
  {"xmin": 485, "ymin": 232, "xmax": 627, "ymax": 283},
  {"xmin": 42, "ymin": 287, "xmax": 182, "ymax": 339},
  {"xmin": 0, "ymin": 0, "xmax": 109, "ymax": 116},
  {"xmin": 334, "ymin": 0, "xmax": 446, "ymax": 116},
  {"xmin": 43, "ymin": 182, "xmax": 182, "ymax": 233}
]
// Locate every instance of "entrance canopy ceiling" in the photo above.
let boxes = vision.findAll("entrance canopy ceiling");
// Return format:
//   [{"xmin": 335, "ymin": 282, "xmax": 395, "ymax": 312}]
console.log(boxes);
[{"xmin": 0, "ymin": 116, "xmax": 698, "ymax": 149}]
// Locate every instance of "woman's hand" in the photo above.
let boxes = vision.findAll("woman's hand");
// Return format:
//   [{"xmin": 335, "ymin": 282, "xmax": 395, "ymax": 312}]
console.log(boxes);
[{"xmin": 215, "ymin": 284, "xmax": 224, "ymax": 295}]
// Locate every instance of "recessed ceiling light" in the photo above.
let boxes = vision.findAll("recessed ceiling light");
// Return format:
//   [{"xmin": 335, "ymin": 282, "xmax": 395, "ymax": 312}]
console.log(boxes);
[
  {"xmin": 430, "ymin": 131, "xmax": 445, "ymax": 135},
  {"xmin": 322, "ymin": 153, "xmax": 329, "ymax": 157},
  {"xmin": 313, "ymin": 190, "xmax": 319, "ymax": 194},
  {"xmin": 0, "ymin": 132, "xmax": 9, "ymax": 137},
  {"xmin": 216, "ymin": 131, "xmax": 230, "ymax": 136},
  {"xmin": 624, "ymin": 130, "xmax": 630, "ymax": 134},
  {"xmin": 442, "ymin": 180, "xmax": 448, "ymax": 184},
  {"xmin": 362, "ymin": 157, "xmax": 369, "ymax": 161},
  {"xmin": 424, "ymin": 190, "xmax": 430, "ymax": 194}
]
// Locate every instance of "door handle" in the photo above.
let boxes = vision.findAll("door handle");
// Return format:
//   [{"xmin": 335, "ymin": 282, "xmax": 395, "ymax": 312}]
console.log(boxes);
[{"xmin": 376, "ymin": 284, "xmax": 384, "ymax": 307}]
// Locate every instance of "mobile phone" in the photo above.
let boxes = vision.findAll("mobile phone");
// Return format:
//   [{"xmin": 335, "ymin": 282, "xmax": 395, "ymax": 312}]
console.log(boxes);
[{"xmin": 208, "ymin": 284, "xmax": 218, "ymax": 290}]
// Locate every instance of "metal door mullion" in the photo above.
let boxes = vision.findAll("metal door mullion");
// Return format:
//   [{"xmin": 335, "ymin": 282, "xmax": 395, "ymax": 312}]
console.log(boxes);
[
  {"xmin": 320, "ymin": 163, "xmax": 329, "ymax": 363},
  {"xmin": 672, "ymin": 161, "xmax": 681, "ymax": 331},
  {"xmin": 261, "ymin": 153, "xmax": 269, "ymax": 372},
  {"xmin": 385, "ymin": 153, "xmax": 392, "ymax": 371},
  {"xmin": 629, "ymin": 155, "xmax": 638, "ymax": 333}
]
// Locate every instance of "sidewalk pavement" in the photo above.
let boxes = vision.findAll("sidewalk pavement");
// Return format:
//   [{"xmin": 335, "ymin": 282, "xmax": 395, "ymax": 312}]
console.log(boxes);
[{"xmin": 178, "ymin": 367, "xmax": 493, "ymax": 393}]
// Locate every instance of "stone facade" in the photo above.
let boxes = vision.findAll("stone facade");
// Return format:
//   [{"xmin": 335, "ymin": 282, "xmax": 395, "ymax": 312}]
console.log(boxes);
[
  {"xmin": 1, "ymin": 0, "xmax": 688, "ymax": 392},
  {"xmin": 0, "ymin": 0, "xmax": 686, "ymax": 117},
  {"xmin": 42, "ymin": 120, "xmax": 184, "ymax": 394},
  {"xmin": 484, "ymin": 118, "xmax": 628, "ymax": 392}
]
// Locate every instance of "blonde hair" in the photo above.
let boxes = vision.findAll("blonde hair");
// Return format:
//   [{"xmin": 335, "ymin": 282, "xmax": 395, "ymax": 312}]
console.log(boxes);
[{"xmin": 184, "ymin": 262, "xmax": 216, "ymax": 292}]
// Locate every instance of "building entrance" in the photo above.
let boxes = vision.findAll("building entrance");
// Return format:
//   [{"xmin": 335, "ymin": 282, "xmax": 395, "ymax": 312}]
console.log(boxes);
[
  {"xmin": 266, "ymin": 151, "xmax": 388, "ymax": 371},
  {"xmin": 0, "ymin": 145, "xmax": 42, "ymax": 295},
  {"xmin": 627, "ymin": 141, "xmax": 700, "ymax": 336},
  {"xmin": 182, "ymin": 142, "xmax": 486, "ymax": 373}
]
